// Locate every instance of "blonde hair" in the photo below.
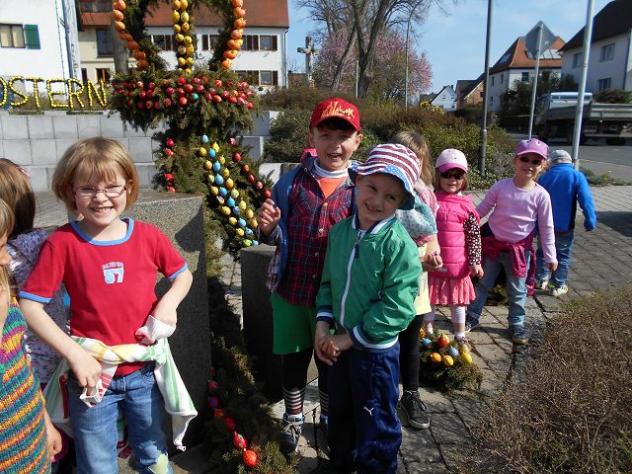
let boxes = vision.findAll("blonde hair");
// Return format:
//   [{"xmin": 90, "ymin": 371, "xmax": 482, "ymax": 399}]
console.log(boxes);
[
  {"xmin": 0, "ymin": 158, "xmax": 36, "ymax": 239},
  {"xmin": 52, "ymin": 138, "xmax": 139, "ymax": 213},
  {"xmin": 391, "ymin": 131, "xmax": 434, "ymax": 186},
  {"xmin": 0, "ymin": 199, "xmax": 15, "ymax": 298}
]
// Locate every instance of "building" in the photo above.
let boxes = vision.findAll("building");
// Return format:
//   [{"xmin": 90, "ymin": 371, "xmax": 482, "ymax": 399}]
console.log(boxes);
[
  {"xmin": 559, "ymin": 0, "xmax": 632, "ymax": 93},
  {"xmin": 455, "ymin": 75, "xmax": 484, "ymax": 109},
  {"xmin": 0, "ymin": 0, "xmax": 80, "ymax": 83},
  {"xmin": 76, "ymin": 0, "xmax": 289, "ymax": 89},
  {"xmin": 430, "ymin": 85, "xmax": 456, "ymax": 112},
  {"xmin": 486, "ymin": 23, "xmax": 565, "ymax": 112}
]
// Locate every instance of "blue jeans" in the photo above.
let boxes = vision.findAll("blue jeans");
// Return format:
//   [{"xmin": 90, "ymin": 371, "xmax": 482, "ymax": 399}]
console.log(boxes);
[
  {"xmin": 68, "ymin": 363, "xmax": 172, "ymax": 474},
  {"xmin": 536, "ymin": 231, "xmax": 574, "ymax": 287},
  {"xmin": 467, "ymin": 250, "xmax": 530, "ymax": 328}
]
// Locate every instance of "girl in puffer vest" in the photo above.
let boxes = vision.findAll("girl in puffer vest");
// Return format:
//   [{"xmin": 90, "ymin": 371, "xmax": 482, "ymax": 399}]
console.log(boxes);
[{"xmin": 426, "ymin": 149, "xmax": 483, "ymax": 348}]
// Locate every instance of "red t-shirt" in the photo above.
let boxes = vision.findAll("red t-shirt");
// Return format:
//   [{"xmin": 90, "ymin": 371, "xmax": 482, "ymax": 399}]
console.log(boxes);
[{"xmin": 20, "ymin": 218, "xmax": 187, "ymax": 375}]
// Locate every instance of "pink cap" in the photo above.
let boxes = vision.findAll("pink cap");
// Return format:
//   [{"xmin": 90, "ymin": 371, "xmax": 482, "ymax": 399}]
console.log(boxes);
[
  {"xmin": 435, "ymin": 149, "xmax": 468, "ymax": 173},
  {"xmin": 515, "ymin": 138, "xmax": 548, "ymax": 160}
]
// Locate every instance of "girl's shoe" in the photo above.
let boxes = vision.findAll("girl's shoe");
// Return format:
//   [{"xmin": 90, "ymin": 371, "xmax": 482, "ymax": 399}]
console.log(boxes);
[
  {"xmin": 535, "ymin": 277, "xmax": 550, "ymax": 291},
  {"xmin": 550, "ymin": 284, "xmax": 568, "ymax": 297}
]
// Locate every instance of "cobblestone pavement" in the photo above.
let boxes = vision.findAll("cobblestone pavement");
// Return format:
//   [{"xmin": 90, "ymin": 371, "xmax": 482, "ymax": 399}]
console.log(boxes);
[{"xmin": 35, "ymin": 186, "xmax": 632, "ymax": 473}]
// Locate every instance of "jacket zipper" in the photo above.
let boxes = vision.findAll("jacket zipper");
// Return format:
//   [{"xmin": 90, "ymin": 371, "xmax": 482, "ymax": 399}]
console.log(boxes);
[{"xmin": 340, "ymin": 230, "xmax": 365, "ymax": 327}]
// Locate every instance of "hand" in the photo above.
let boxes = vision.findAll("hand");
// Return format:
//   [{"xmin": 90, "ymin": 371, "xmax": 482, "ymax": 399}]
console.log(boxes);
[
  {"xmin": 548, "ymin": 262, "xmax": 558, "ymax": 272},
  {"xmin": 151, "ymin": 302, "xmax": 178, "ymax": 327},
  {"xmin": 257, "ymin": 199, "xmax": 282, "ymax": 236},
  {"xmin": 423, "ymin": 251, "xmax": 443, "ymax": 271},
  {"xmin": 314, "ymin": 322, "xmax": 335, "ymax": 366},
  {"xmin": 67, "ymin": 347, "xmax": 101, "ymax": 393},
  {"xmin": 44, "ymin": 411, "xmax": 62, "ymax": 460},
  {"xmin": 469, "ymin": 264, "xmax": 484, "ymax": 278}
]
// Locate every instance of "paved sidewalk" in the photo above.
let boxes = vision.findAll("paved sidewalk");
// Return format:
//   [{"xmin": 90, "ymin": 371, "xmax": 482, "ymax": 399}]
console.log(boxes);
[{"xmin": 34, "ymin": 185, "xmax": 632, "ymax": 473}]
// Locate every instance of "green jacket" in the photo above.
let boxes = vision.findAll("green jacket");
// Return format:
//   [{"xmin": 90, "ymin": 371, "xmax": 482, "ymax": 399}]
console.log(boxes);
[{"xmin": 316, "ymin": 214, "xmax": 421, "ymax": 350}]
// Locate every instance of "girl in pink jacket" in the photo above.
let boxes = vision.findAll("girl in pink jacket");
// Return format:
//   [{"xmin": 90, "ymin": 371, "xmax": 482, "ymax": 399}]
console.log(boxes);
[{"xmin": 427, "ymin": 149, "xmax": 483, "ymax": 348}]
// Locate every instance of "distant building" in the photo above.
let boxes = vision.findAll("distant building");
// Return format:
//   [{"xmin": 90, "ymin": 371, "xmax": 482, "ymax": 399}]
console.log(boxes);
[
  {"xmin": 76, "ymin": 0, "xmax": 289, "ymax": 89},
  {"xmin": 455, "ymin": 75, "xmax": 484, "ymax": 109},
  {"xmin": 0, "ymin": 0, "xmax": 80, "ymax": 83},
  {"xmin": 559, "ymin": 0, "xmax": 632, "ymax": 92},
  {"xmin": 430, "ymin": 85, "xmax": 456, "ymax": 112}
]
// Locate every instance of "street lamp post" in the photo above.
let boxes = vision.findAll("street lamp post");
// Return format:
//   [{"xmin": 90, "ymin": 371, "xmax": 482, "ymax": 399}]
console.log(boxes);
[
  {"xmin": 527, "ymin": 22, "xmax": 544, "ymax": 139},
  {"xmin": 479, "ymin": 0, "xmax": 493, "ymax": 176}
]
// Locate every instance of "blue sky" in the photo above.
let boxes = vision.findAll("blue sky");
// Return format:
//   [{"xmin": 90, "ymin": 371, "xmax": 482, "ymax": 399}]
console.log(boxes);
[{"xmin": 287, "ymin": 0, "xmax": 611, "ymax": 93}]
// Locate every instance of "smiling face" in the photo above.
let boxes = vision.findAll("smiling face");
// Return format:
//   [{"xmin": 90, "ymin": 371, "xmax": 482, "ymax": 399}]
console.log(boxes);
[
  {"xmin": 308, "ymin": 125, "xmax": 362, "ymax": 172},
  {"xmin": 514, "ymin": 152, "xmax": 545, "ymax": 183},
  {"xmin": 438, "ymin": 168, "xmax": 466, "ymax": 194},
  {"xmin": 354, "ymin": 173, "xmax": 406, "ymax": 230}
]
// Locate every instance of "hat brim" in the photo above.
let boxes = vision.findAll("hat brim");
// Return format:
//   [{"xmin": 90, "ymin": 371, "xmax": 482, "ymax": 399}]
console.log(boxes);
[
  {"xmin": 349, "ymin": 167, "xmax": 415, "ymax": 210},
  {"xmin": 438, "ymin": 163, "xmax": 467, "ymax": 173},
  {"xmin": 312, "ymin": 116, "xmax": 361, "ymax": 132},
  {"xmin": 516, "ymin": 149, "xmax": 547, "ymax": 160}
]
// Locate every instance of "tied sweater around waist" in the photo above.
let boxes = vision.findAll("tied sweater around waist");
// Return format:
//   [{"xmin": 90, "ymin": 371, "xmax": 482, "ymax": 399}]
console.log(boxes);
[{"xmin": 0, "ymin": 304, "xmax": 49, "ymax": 474}]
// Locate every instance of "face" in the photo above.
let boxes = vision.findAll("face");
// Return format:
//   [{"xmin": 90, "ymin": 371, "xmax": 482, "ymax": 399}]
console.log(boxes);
[
  {"xmin": 73, "ymin": 167, "xmax": 129, "ymax": 235},
  {"xmin": 355, "ymin": 174, "xmax": 406, "ymax": 229},
  {"xmin": 514, "ymin": 153, "xmax": 544, "ymax": 180},
  {"xmin": 438, "ymin": 168, "xmax": 466, "ymax": 194},
  {"xmin": 308, "ymin": 126, "xmax": 362, "ymax": 172},
  {"xmin": 0, "ymin": 233, "xmax": 11, "ymax": 267}
]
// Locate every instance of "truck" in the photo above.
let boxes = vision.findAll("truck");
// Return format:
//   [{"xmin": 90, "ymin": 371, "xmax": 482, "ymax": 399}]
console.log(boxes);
[{"xmin": 535, "ymin": 92, "xmax": 632, "ymax": 145}]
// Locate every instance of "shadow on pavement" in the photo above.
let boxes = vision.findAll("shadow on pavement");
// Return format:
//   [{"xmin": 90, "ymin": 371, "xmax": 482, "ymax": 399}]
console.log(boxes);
[{"xmin": 596, "ymin": 211, "xmax": 632, "ymax": 237}]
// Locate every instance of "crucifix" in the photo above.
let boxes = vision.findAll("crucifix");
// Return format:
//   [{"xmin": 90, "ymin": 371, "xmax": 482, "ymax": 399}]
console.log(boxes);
[{"xmin": 297, "ymin": 36, "xmax": 317, "ymax": 87}]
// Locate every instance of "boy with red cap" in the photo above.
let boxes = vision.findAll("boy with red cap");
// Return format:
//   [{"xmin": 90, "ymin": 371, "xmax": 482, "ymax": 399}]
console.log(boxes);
[{"xmin": 257, "ymin": 97, "xmax": 362, "ymax": 456}]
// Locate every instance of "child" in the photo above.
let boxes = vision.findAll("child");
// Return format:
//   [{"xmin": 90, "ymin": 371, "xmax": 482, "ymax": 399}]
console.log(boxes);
[
  {"xmin": 392, "ymin": 131, "xmax": 440, "ymax": 430},
  {"xmin": 466, "ymin": 139, "xmax": 557, "ymax": 345},
  {"xmin": 19, "ymin": 138, "xmax": 194, "ymax": 473},
  {"xmin": 427, "ymin": 149, "xmax": 483, "ymax": 349},
  {"xmin": 0, "ymin": 198, "xmax": 62, "ymax": 472},
  {"xmin": 315, "ymin": 144, "xmax": 422, "ymax": 473},
  {"xmin": 535, "ymin": 149, "xmax": 596, "ymax": 297},
  {"xmin": 257, "ymin": 97, "xmax": 362, "ymax": 456}
]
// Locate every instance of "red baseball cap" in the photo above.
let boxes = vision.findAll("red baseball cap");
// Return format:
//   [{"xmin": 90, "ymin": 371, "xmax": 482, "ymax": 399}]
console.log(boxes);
[{"xmin": 309, "ymin": 98, "xmax": 361, "ymax": 131}]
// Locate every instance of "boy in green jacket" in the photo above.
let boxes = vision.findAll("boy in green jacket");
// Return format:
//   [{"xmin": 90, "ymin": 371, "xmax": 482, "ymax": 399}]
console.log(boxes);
[{"xmin": 315, "ymin": 143, "xmax": 422, "ymax": 473}]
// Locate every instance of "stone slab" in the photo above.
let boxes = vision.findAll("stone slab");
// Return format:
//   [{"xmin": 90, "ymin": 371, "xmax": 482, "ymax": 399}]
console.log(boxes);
[
  {"xmin": 1, "ymin": 114, "xmax": 28, "ymax": 139},
  {"xmin": 52, "ymin": 115, "xmax": 78, "ymax": 139},
  {"xmin": 27, "ymin": 115, "xmax": 55, "ymax": 139},
  {"xmin": 3, "ymin": 139, "xmax": 32, "ymax": 165},
  {"xmin": 30, "ymin": 139, "xmax": 58, "ymax": 165},
  {"xmin": 77, "ymin": 114, "xmax": 102, "ymax": 138}
]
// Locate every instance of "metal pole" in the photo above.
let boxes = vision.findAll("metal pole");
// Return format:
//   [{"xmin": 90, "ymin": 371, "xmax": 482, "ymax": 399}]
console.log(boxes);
[
  {"xmin": 404, "ymin": 15, "xmax": 412, "ymax": 109},
  {"xmin": 528, "ymin": 22, "xmax": 544, "ymax": 138},
  {"xmin": 479, "ymin": 0, "xmax": 493, "ymax": 176},
  {"xmin": 355, "ymin": 60, "xmax": 359, "ymax": 98},
  {"xmin": 60, "ymin": 0, "xmax": 75, "ymax": 78},
  {"xmin": 573, "ymin": 0, "xmax": 595, "ymax": 170}
]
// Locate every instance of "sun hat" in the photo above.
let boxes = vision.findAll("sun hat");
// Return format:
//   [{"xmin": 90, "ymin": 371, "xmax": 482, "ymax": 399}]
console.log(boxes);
[
  {"xmin": 348, "ymin": 143, "xmax": 420, "ymax": 210},
  {"xmin": 435, "ymin": 149, "xmax": 468, "ymax": 173},
  {"xmin": 515, "ymin": 138, "xmax": 548, "ymax": 160},
  {"xmin": 309, "ymin": 97, "xmax": 361, "ymax": 131},
  {"xmin": 549, "ymin": 149, "xmax": 573, "ymax": 164}
]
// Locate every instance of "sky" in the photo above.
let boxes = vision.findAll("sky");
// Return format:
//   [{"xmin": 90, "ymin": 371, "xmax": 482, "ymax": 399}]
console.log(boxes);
[{"xmin": 287, "ymin": 0, "xmax": 612, "ymax": 93}]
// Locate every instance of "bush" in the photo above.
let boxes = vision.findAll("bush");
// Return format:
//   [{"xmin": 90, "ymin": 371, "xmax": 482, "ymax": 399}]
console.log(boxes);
[
  {"xmin": 594, "ymin": 89, "xmax": 632, "ymax": 104},
  {"xmin": 463, "ymin": 286, "xmax": 632, "ymax": 473}
]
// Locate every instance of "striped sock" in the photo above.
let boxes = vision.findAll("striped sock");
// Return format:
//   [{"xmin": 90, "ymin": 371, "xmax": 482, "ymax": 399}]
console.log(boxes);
[
  {"xmin": 319, "ymin": 389, "xmax": 329, "ymax": 419},
  {"xmin": 282, "ymin": 387, "xmax": 305, "ymax": 416}
]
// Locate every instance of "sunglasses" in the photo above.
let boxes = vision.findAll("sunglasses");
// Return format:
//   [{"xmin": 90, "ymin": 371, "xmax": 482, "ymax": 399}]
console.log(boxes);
[
  {"xmin": 440, "ymin": 170, "xmax": 465, "ymax": 179},
  {"xmin": 518, "ymin": 156, "xmax": 544, "ymax": 166}
]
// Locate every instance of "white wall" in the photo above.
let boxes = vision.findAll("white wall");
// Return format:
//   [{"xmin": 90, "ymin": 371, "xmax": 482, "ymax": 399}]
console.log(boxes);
[
  {"xmin": 488, "ymin": 68, "xmax": 561, "ymax": 111},
  {"xmin": 0, "ymin": 0, "xmax": 79, "ymax": 83},
  {"xmin": 431, "ymin": 87, "xmax": 456, "ymax": 111},
  {"xmin": 561, "ymin": 32, "xmax": 632, "ymax": 92}
]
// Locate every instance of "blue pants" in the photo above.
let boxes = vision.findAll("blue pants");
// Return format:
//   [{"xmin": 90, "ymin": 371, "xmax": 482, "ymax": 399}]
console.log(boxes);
[
  {"xmin": 536, "ymin": 231, "xmax": 574, "ymax": 287},
  {"xmin": 67, "ymin": 364, "xmax": 172, "ymax": 474},
  {"xmin": 328, "ymin": 344, "xmax": 401, "ymax": 474},
  {"xmin": 468, "ymin": 250, "xmax": 530, "ymax": 328}
]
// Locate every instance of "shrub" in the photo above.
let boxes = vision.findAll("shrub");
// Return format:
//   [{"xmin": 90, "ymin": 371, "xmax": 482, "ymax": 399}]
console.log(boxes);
[
  {"xmin": 594, "ymin": 89, "xmax": 632, "ymax": 104},
  {"xmin": 463, "ymin": 285, "xmax": 632, "ymax": 473}
]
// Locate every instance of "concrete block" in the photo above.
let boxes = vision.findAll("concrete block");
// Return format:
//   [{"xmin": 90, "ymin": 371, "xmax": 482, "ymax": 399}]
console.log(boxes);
[
  {"xmin": 0, "ymin": 113, "xmax": 3, "ymax": 139},
  {"xmin": 128, "ymin": 137, "xmax": 154, "ymax": 163},
  {"xmin": 136, "ymin": 162, "xmax": 156, "ymax": 188},
  {"xmin": 251, "ymin": 110, "xmax": 279, "ymax": 136},
  {"xmin": 100, "ymin": 114, "xmax": 126, "ymax": 138},
  {"xmin": 55, "ymin": 138, "xmax": 77, "ymax": 160},
  {"xmin": 77, "ymin": 114, "xmax": 102, "ymax": 138},
  {"xmin": 27, "ymin": 115, "xmax": 54, "ymax": 139},
  {"xmin": 52, "ymin": 115, "xmax": 78, "ymax": 139},
  {"xmin": 123, "ymin": 122, "xmax": 148, "ymax": 138},
  {"xmin": 3, "ymin": 139, "xmax": 32, "ymax": 165},
  {"xmin": 1, "ymin": 114, "xmax": 29, "ymax": 139},
  {"xmin": 259, "ymin": 162, "xmax": 282, "ymax": 184},
  {"xmin": 26, "ymin": 166, "xmax": 53, "ymax": 193},
  {"xmin": 240, "ymin": 135, "xmax": 264, "ymax": 160},
  {"xmin": 30, "ymin": 139, "xmax": 59, "ymax": 165}
]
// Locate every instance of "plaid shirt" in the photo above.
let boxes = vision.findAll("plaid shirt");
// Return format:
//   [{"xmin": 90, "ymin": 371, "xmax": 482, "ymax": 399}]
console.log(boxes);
[{"xmin": 275, "ymin": 167, "xmax": 354, "ymax": 306}]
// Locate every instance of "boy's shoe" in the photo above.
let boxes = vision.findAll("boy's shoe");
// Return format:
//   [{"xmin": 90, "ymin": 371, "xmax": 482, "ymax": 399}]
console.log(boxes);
[
  {"xmin": 464, "ymin": 316, "xmax": 479, "ymax": 333},
  {"xmin": 399, "ymin": 390, "xmax": 430, "ymax": 430},
  {"xmin": 280, "ymin": 413, "xmax": 303, "ymax": 458},
  {"xmin": 316, "ymin": 416, "xmax": 330, "ymax": 459},
  {"xmin": 535, "ymin": 277, "xmax": 550, "ymax": 291},
  {"xmin": 510, "ymin": 325, "xmax": 530, "ymax": 345},
  {"xmin": 550, "ymin": 284, "xmax": 569, "ymax": 298}
]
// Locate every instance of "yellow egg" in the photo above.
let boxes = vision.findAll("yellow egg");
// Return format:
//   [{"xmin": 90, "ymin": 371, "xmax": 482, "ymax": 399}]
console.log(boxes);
[
  {"xmin": 222, "ymin": 168, "xmax": 230, "ymax": 178},
  {"xmin": 231, "ymin": 189, "xmax": 239, "ymax": 199},
  {"xmin": 186, "ymin": 57, "xmax": 194, "ymax": 66},
  {"xmin": 181, "ymin": 22, "xmax": 190, "ymax": 32},
  {"xmin": 228, "ymin": 217, "xmax": 237, "ymax": 226},
  {"xmin": 418, "ymin": 328, "xmax": 425, "ymax": 340},
  {"xmin": 177, "ymin": 57, "xmax": 186, "ymax": 66},
  {"xmin": 216, "ymin": 196, "xmax": 225, "ymax": 205},
  {"xmin": 184, "ymin": 68, "xmax": 192, "ymax": 75},
  {"xmin": 212, "ymin": 142, "xmax": 220, "ymax": 152},
  {"xmin": 177, "ymin": 45, "xmax": 187, "ymax": 55},
  {"xmin": 175, "ymin": 33, "xmax": 184, "ymax": 43},
  {"xmin": 173, "ymin": 24, "xmax": 181, "ymax": 33},
  {"xmin": 180, "ymin": 0, "xmax": 188, "ymax": 9},
  {"xmin": 249, "ymin": 219, "xmax": 258, "ymax": 228},
  {"xmin": 245, "ymin": 209, "xmax": 254, "ymax": 219},
  {"xmin": 461, "ymin": 352, "xmax": 473, "ymax": 365},
  {"xmin": 204, "ymin": 160, "xmax": 212, "ymax": 170},
  {"xmin": 210, "ymin": 186, "xmax": 219, "ymax": 195},
  {"xmin": 180, "ymin": 12, "xmax": 190, "ymax": 22},
  {"xmin": 186, "ymin": 45, "xmax": 194, "ymax": 55},
  {"xmin": 430, "ymin": 352, "xmax": 442, "ymax": 364},
  {"xmin": 443, "ymin": 355, "xmax": 454, "ymax": 367},
  {"xmin": 239, "ymin": 200, "xmax": 247, "ymax": 211},
  {"xmin": 236, "ymin": 228, "xmax": 245, "ymax": 237},
  {"xmin": 218, "ymin": 156, "xmax": 225, "ymax": 165},
  {"xmin": 172, "ymin": 11, "xmax": 180, "ymax": 23},
  {"xmin": 184, "ymin": 35, "xmax": 192, "ymax": 45},
  {"xmin": 243, "ymin": 239, "xmax": 252, "ymax": 247},
  {"xmin": 207, "ymin": 173, "xmax": 215, "ymax": 182},
  {"xmin": 221, "ymin": 206, "xmax": 231, "ymax": 216},
  {"xmin": 173, "ymin": 0, "xmax": 181, "ymax": 9},
  {"xmin": 225, "ymin": 178, "xmax": 234, "ymax": 189}
]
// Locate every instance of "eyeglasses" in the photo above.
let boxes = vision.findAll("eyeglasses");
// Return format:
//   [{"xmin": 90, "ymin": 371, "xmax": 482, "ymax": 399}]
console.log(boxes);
[
  {"xmin": 518, "ymin": 156, "xmax": 544, "ymax": 166},
  {"xmin": 75, "ymin": 184, "xmax": 127, "ymax": 199},
  {"xmin": 440, "ymin": 171, "xmax": 465, "ymax": 179}
]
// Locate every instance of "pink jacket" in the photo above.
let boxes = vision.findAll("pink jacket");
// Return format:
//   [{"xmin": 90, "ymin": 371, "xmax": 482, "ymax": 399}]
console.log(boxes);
[{"xmin": 430, "ymin": 192, "xmax": 479, "ymax": 279}]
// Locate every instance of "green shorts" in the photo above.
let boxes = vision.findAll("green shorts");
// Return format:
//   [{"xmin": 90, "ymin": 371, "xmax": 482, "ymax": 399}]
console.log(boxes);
[{"xmin": 271, "ymin": 292, "xmax": 316, "ymax": 355}]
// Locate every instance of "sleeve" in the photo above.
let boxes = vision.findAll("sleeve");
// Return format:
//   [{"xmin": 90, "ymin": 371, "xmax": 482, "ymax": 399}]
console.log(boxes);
[
  {"xmin": 537, "ymin": 191, "xmax": 557, "ymax": 265},
  {"xmin": 19, "ymin": 239, "xmax": 65, "ymax": 303},
  {"xmin": 9, "ymin": 232, "xmax": 47, "ymax": 291},
  {"xmin": 475, "ymin": 183, "xmax": 498, "ymax": 220},
  {"xmin": 464, "ymin": 212, "xmax": 482, "ymax": 265},
  {"xmin": 396, "ymin": 198, "xmax": 437, "ymax": 240},
  {"xmin": 315, "ymin": 232, "xmax": 335, "ymax": 325},
  {"xmin": 576, "ymin": 172, "xmax": 597, "ymax": 231},
  {"xmin": 351, "ymin": 237, "xmax": 420, "ymax": 347},
  {"xmin": 152, "ymin": 227, "xmax": 188, "ymax": 280}
]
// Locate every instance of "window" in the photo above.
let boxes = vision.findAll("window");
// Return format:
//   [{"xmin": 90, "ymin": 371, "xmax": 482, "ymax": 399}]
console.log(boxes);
[
  {"xmin": 521, "ymin": 72, "xmax": 530, "ymax": 82},
  {"xmin": 237, "ymin": 70, "xmax": 259, "ymax": 85},
  {"xmin": 0, "ymin": 24, "xmax": 25, "ymax": 48},
  {"xmin": 259, "ymin": 70, "xmax": 278, "ymax": 86},
  {"xmin": 201, "ymin": 34, "xmax": 220, "ymax": 51},
  {"xmin": 96, "ymin": 28, "xmax": 113, "ymax": 56},
  {"xmin": 491, "ymin": 76, "xmax": 495, "ymax": 86},
  {"xmin": 597, "ymin": 77, "xmax": 611, "ymax": 91},
  {"xmin": 81, "ymin": 68, "xmax": 88, "ymax": 82},
  {"xmin": 600, "ymin": 43, "xmax": 615, "ymax": 62},
  {"xmin": 572, "ymin": 52, "xmax": 582, "ymax": 68},
  {"xmin": 260, "ymin": 35, "xmax": 278, "ymax": 51},
  {"xmin": 96, "ymin": 68, "xmax": 111, "ymax": 82},
  {"xmin": 152, "ymin": 34, "xmax": 173, "ymax": 51},
  {"xmin": 79, "ymin": 0, "xmax": 112, "ymax": 12},
  {"xmin": 242, "ymin": 35, "xmax": 259, "ymax": 51}
]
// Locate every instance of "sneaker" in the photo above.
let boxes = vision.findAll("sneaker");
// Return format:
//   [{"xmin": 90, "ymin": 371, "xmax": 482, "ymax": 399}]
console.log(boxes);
[
  {"xmin": 464, "ymin": 316, "xmax": 479, "ymax": 333},
  {"xmin": 550, "ymin": 284, "xmax": 569, "ymax": 298},
  {"xmin": 535, "ymin": 277, "xmax": 550, "ymax": 291},
  {"xmin": 399, "ymin": 390, "xmax": 430, "ymax": 430},
  {"xmin": 510, "ymin": 325, "xmax": 529, "ymax": 345},
  {"xmin": 280, "ymin": 413, "xmax": 303, "ymax": 458}
]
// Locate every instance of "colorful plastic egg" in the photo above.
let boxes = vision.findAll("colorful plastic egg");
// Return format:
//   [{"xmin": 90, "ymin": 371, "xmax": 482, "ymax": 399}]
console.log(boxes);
[
  {"xmin": 212, "ymin": 162, "xmax": 221, "ymax": 172},
  {"xmin": 238, "ymin": 218, "xmax": 247, "ymax": 228},
  {"xmin": 209, "ymin": 148, "xmax": 216, "ymax": 158},
  {"xmin": 430, "ymin": 352, "xmax": 442, "ymax": 363},
  {"xmin": 222, "ymin": 168, "xmax": 230, "ymax": 178},
  {"xmin": 443, "ymin": 355, "xmax": 454, "ymax": 367},
  {"xmin": 228, "ymin": 217, "xmax": 237, "ymax": 226},
  {"xmin": 239, "ymin": 200, "xmax": 247, "ymax": 211},
  {"xmin": 219, "ymin": 187, "xmax": 228, "ymax": 197},
  {"xmin": 236, "ymin": 228, "xmax": 245, "ymax": 237},
  {"xmin": 226, "ymin": 197, "xmax": 235, "ymax": 207},
  {"xmin": 212, "ymin": 142, "xmax": 220, "ymax": 152},
  {"xmin": 245, "ymin": 209, "xmax": 254, "ymax": 219},
  {"xmin": 243, "ymin": 239, "xmax": 252, "ymax": 247},
  {"xmin": 461, "ymin": 352, "xmax": 473, "ymax": 365},
  {"xmin": 448, "ymin": 346, "xmax": 459, "ymax": 358},
  {"xmin": 221, "ymin": 206, "xmax": 231, "ymax": 216},
  {"xmin": 210, "ymin": 186, "xmax": 219, "ymax": 196},
  {"xmin": 214, "ymin": 175, "xmax": 224, "ymax": 185},
  {"xmin": 422, "ymin": 338, "xmax": 432, "ymax": 348},
  {"xmin": 225, "ymin": 178, "xmax": 234, "ymax": 189},
  {"xmin": 230, "ymin": 189, "xmax": 239, "ymax": 199},
  {"xmin": 201, "ymin": 134, "xmax": 209, "ymax": 143}
]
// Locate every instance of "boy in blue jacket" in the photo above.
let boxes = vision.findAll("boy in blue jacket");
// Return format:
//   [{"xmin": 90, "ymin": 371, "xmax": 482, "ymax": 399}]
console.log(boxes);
[{"xmin": 536, "ymin": 149, "xmax": 597, "ymax": 297}]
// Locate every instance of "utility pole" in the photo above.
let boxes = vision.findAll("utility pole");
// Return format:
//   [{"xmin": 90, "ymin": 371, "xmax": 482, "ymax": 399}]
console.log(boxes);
[
  {"xmin": 297, "ymin": 36, "xmax": 317, "ymax": 87},
  {"xmin": 527, "ymin": 22, "xmax": 544, "ymax": 138},
  {"xmin": 404, "ymin": 14, "xmax": 412, "ymax": 109},
  {"xmin": 479, "ymin": 0, "xmax": 493, "ymax": 176}
]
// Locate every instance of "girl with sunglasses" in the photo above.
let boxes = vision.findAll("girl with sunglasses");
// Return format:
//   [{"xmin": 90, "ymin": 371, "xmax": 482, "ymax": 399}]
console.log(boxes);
[
  {"xmin": 426, "ymin": 149, "xmax": 483, "ymax": 351},
  {"xmin": 465, "ymin": 138, "xmax": 557, "ymax": 346}
]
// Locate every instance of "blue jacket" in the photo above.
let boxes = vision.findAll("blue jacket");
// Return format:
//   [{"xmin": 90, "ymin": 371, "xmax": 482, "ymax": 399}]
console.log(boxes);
[{"xmin": 538, "ymin": 163, "xmax": 597, "ymax": 232}]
